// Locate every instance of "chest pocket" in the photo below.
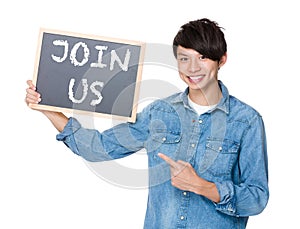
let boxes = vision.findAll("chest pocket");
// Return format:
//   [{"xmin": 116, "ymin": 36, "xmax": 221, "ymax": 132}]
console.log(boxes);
[
  {"xmin": 150, "ymin": 130, "xmax": 182, "ymax": 154},
  {"xmin": 199, "ymin": 138, "xmax": 239, "ymax": 176},
  {"xmin": 147, "ymin": 105, "xmax": 182, "ymax": 155}
]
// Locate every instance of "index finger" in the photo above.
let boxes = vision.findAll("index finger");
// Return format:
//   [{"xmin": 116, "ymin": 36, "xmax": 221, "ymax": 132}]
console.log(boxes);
[{"xmin": 157, "ymin": 153, "xmax": 178, "ymax": 168}]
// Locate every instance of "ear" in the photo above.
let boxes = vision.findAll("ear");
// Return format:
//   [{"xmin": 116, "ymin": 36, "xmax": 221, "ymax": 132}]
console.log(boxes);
[{"xmin": 218, "ymin": 53, "xmax": 227, "ymax": 68}]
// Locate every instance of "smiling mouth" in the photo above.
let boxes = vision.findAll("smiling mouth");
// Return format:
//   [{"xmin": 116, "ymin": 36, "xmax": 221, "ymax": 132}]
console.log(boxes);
[{"xmin": 188, "ymin": 75, "xmax": 204, "ymax": 83}]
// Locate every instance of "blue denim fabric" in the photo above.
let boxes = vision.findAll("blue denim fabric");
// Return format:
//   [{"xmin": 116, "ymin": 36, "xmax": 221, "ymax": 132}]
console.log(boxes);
[{"xmin": 57, "ymin": 81, "xmax": 269, "ymax": 229}]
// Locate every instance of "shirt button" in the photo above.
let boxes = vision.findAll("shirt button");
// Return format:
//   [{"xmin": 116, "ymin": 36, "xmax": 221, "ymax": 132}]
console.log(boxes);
[
  {"xmin": 191, "ymin": 144, "xmax": 195, "ymax": 148},
  {"xmin": 162, "ymin": 137, "xmax": 166, "ymax": 142},
  {"xmin": 180, "ymin": 216, "xmax": 185, "ymax": 220},
  {"xmin": 183, "ymin": 191, "xmax": 187, "ymax": 196},
  {"xmin": 198, "ymin": 119, "xmax": 203, "ymax": 124},
  {"xmin": 218, "ymin": 146, "xmax": 222, "ymax": 151}
]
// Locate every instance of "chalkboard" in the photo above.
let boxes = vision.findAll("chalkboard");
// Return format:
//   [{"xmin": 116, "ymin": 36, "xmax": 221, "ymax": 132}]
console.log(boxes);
[{"xmin": 30, "ymin": 28, "xmax": 145, "ymax": 122}]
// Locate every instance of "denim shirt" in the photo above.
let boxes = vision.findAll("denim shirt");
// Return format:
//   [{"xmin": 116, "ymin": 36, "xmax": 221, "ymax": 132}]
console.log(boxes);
[{"xmin": 57, "ymin": 81, "xmax": 269, "ymax": 229}]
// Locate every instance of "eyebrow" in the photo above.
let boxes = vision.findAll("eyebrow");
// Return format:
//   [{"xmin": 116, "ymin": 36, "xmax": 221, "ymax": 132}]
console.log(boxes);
[{"xmin": 177, "ymin": 52, "xmax": 189, "ymax": 56}]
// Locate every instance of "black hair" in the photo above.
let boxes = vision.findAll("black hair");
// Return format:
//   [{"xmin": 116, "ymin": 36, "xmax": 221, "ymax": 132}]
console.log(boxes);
[{"xmin": 173, "ymin": 18, "xmax": 227, "ymax": 61}]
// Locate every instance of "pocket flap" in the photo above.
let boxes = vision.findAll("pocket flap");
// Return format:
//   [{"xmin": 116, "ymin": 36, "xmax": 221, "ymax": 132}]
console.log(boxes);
[
  {"xmin": 152, "ymin": 130, "xmax": 181, "ymax": 144},
  {"xmin": 206, "ymin": 138, "xmax": 239, "ymax": 154}
]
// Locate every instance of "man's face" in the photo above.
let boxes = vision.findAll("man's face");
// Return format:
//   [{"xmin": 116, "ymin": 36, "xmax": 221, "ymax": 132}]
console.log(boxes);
[{"xmin": 176, "ymin": 46, "xmax": 220, "ymax": 92}]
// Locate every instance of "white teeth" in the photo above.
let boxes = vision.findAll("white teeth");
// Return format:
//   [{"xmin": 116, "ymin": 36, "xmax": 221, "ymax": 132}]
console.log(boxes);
[{"xmin": 189, "ymin": 76, "xmax": 203, "ymax": 80}]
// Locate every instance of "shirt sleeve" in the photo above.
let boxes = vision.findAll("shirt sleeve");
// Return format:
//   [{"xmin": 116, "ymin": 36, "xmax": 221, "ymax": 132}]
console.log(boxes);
[
  {"xmin": 214, "ymin": 115, "xmax": 269, "ymax": 217},
  {"xmin": 56, "ymin": 117, "xmax": 82, "ymax": 156},
  {"xmin": 56, "ymin": 106, "xmax": 151, "ymax": 162}
]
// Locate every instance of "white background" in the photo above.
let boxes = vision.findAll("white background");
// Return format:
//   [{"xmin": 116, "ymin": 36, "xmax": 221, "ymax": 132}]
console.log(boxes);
[{"xmin": 1, "ymin": 0, "xmax": 299, "ymax": 228}]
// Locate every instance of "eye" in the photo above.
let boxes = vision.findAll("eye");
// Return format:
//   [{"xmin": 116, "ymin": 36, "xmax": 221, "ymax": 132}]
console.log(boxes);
[
  {"xmin": 178, "ymin": 57, "xmax": 189, "ymax": 62},
  {"xmin": 199, "ymin": 55, "xmax": 207, "ymax": 60}
]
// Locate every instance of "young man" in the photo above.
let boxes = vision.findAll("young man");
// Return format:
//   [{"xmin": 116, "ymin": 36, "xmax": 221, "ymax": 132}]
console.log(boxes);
[{"xmin": 26, "ymin": 18, "xmax": 269, "ymax": 228}]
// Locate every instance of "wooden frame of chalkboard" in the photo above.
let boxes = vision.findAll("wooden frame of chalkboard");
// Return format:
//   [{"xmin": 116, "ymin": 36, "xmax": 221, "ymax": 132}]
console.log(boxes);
[{"xmin": 30, "ymin": 28, "xmax": 145, "ymax": 122}]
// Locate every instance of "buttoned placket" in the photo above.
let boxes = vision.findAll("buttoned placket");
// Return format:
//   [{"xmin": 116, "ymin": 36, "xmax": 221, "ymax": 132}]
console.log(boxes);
[
  {"xmin": 176, "ymin": 116, "xmax": 204, "ymax": 228},
  {"xmin": 176, "ymin": 190, "xmax": 190, "ymax": 228},
  {"xmin": 185, "ymin": 115, "xmax": 205, "ymax": 166}
]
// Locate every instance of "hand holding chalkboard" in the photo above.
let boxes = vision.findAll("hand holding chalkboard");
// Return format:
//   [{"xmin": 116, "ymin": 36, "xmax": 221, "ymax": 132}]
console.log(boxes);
[
  {"xmin": 30, "ymin": 28, "xmax": 145, "ymax": 122},
  {"xmin": 26, "ymin": 80, "xmax": 41, "ymax": 106}
]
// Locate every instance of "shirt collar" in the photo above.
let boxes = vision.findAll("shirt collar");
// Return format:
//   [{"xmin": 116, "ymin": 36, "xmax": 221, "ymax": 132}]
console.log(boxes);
[{"xmin": 170, "ymin": 80, "xmax": 230, "ymax": 114}]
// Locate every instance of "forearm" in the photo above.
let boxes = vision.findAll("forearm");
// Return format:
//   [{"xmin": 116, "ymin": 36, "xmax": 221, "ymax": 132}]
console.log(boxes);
[
  {"xmin": 192, "ymin": 177, "xmax": 220, "ymax": 203},
  {"xmin": 214, "ymin": 180, "xmax": 269, "ymax": 217},
  {"xmin": 42, "ymin": 110, "xmax": 68, "ymax": 132}
]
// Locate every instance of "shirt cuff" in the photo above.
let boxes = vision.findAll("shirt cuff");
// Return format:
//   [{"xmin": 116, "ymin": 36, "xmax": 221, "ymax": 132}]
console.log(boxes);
[
  {"xmin": 214, "ymin": 181, "xmax": 237, "ymax": 216},
  {"xmin": 56, "ymin": 117, "xmax": 81, "ymax": 155},
  {"xmin": 56, "ymin": 117, "xmax": 81, "ymax": 140}
]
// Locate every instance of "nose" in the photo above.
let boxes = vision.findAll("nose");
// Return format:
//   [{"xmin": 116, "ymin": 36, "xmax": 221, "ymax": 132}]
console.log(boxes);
[{"xmin": 189, "ymin": 57, "xmax": 201, "ymax": 73}]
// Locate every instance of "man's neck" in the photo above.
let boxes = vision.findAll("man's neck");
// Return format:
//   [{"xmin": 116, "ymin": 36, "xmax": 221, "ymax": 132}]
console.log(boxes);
[{"xmin": 188, "ymin": 82, "xmax": 222, "ymax": 106}]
